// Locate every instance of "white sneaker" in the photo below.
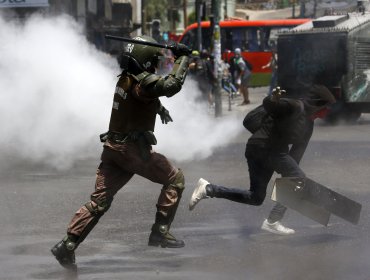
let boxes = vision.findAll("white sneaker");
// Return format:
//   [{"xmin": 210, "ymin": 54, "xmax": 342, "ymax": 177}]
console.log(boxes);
[
  {"xmin": 261, "ymin": 219, "xmax": 295, "ymax": 235},
  {"xmin": 189, "ymin": 178, "xmax": 210, "ymax": 211}
]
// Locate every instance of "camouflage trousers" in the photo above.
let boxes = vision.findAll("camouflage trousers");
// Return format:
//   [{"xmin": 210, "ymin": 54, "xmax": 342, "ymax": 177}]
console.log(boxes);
[{"xmin": 67, "ymin": 141, "xmax": 182, "ymax": 239}]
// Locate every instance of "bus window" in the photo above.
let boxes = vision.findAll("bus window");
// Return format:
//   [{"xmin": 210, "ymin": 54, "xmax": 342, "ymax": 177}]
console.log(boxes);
[
  {"xmin": 223, "ymin": 27, "xmax": 259, "ymax": 52},
  {"xmin": 221, "ymin": 28, "xmax": 233, "ymax": 52},
  {"xmin": 230, "ymin": 28, "xmax": 243, "ymax": 50},
  {"xmin": 260, "ymin": 28, "xmax": 271, "ymax": 50},
  {"xmin": 181, "ymin": 29, "xmax": 195, "ymax": 49},
  {"xmin": 180, "ymin": 27, "xmax": 213, "ymax": 51},
  {"xmin": 247, "ymin": 28, "xmax": 259, "ymax": 51},
  {"xmin": 201, "ymin": 27, "xmax": 212, "ymax": 51},
  {"xmin": 219, "ymin": 26, "xmax": 289, "ymax": 52}
]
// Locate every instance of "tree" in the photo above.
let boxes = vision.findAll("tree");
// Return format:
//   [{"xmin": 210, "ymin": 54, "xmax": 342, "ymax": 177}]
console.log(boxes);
[
  {"xmin": 188, "ymin": 10, "xmax": 196, "ymax": 25},
  {"xmin": 145, "ymin": 0, "xmax": 167, "ymax": 22}
]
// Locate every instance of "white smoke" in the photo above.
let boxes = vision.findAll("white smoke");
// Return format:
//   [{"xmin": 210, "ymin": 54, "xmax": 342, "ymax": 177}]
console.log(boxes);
[
  {"xmin": 0, "ymin": 13, "xmax": 242, "ymax": 170},
  {"xmin": 156, "ymin": 78, "xmax": 243, "ymax": 161}
]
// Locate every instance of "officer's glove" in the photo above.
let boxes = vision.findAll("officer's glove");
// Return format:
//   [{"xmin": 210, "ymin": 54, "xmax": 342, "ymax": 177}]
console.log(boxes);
[
  {"xmin": 169, "ymin": 43, "xmax": 192, "ymax": 58},
  {"xmin": 99, "ymin": 131, "xmax": 109, "ymax": 143},
  {"xmin": 158, "ymin": 105, "xmax": 173, "ymax": 124}
]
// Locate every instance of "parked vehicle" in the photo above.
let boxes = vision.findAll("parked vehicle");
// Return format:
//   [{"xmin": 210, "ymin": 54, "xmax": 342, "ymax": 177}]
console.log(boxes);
[{"xmin": 278, "ymin": 13, "xmax": 370, "ymax": 122}]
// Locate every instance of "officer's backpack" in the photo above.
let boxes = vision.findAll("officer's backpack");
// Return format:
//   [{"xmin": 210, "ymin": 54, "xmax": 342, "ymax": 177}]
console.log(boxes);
[{"xmin": 243, "ymin": 104, "xmax": 268, "ymax": 133}]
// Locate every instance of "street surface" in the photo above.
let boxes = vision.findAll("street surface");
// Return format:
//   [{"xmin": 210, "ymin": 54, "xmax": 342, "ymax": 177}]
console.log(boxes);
[{"xmin": 1, "ymin": 87, "xmax": 370, "ymax": 280}]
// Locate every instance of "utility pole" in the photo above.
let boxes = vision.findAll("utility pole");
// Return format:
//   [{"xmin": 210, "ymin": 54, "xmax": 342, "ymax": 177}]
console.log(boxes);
[
  {"xmin": 168, "ymin": 0, "xmax": 175, "ymax": 33},
  {"xmin": 224, "ymin": 0, "xmax": 228, "ymax": 19},
  {"xmin": 313, "ymin": 0, "xmax": 318, "ymax": 18},
  {"xmin": 183, "ymin": 0, "xmax": 188, "ymax": 28},
  {"xmin": 195, "ymin": 0, "xmax": 202, "ymax": 51},
  {"xmin": 141, "ymin": 0, "xmax": 146, "ymax": 34},
  {"xmin": 212, "ymin": 0, "xmax": 222, "ymax": 117},
  {"xmin": 300, "ymin": 0, "xmax": 306, "ymax": 17}
]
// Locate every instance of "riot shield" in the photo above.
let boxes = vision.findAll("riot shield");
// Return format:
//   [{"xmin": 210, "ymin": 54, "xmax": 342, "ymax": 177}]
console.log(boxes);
[{"xmin": 271, "ymin": 177, "xmax": 361, "ymax": 226}]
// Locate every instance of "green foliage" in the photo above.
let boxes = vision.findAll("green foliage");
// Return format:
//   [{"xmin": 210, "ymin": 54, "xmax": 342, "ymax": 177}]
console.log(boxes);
[
  {"xmin": 169, "ymin": 9, "xmax": 180, "ymax": 22},
  {"xmin": 146, "ymin": 0, "xmax": 182, "ymax": 23},
  {"xmin": 145, "ymin": 0, "xmax": 168, "ymax": 22},
  {"xmin": 188, "ymin": 10, "xmax": 196, "ymax": 25}
]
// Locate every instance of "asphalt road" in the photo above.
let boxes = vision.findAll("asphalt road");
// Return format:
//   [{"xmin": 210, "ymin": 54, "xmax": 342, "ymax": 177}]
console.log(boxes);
[{"xmin": 1, "ymin": 88, "xmax": 370, "ymax": 280}]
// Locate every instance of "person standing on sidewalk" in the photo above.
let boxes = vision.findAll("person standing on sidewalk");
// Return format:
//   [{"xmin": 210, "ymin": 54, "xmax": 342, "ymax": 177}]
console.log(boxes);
[
  {"xmin": 232, "ymin": 48, "xmax": 252, "ymax": 105},
  {"xmin": 51, "ymin": 35, "xmax": 191, "ymax": 269},
  {"xmin": 262, "ymin": 43, "xmax": 278, "ymax": 96},
  {"xmin": 189, "ymin": 83, "xmax": 336, "ymax": 235}
]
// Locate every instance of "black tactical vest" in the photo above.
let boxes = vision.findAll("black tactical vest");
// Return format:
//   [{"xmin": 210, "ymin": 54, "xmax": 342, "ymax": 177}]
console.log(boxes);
[{"xmin": 108, "ymin": 74, "xmax": 159, "ymax": 134}]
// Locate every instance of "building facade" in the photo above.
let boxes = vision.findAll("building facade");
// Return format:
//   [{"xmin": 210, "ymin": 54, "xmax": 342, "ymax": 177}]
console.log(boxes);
[
  {"xmin": 0, "ymin": 0, "xmax": 236, "ymax": 52},
  {"xmin": 0, "ymin": 0, "xmax": 141, "ymax": 54}
]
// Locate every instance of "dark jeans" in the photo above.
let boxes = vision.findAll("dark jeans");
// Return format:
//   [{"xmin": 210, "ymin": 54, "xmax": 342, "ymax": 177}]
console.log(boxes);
[
  {"xmin": 208, "ymin": 144, "xmax": 305, "ymax": 222},
  {"xmin": 268, "ymin": 71, "xmax": 278, "ymax": 96}
]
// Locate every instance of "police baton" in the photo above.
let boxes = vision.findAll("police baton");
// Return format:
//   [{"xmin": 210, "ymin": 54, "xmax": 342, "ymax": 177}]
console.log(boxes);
[{"xmin": 104, "ymin": 34, "xmax": 192, "ymax": 55}]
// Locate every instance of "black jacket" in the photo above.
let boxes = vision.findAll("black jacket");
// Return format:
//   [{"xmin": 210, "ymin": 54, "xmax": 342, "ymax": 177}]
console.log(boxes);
[{"xmin": 247, "ymin": 96, "xmax": 314, "ymax": 163}]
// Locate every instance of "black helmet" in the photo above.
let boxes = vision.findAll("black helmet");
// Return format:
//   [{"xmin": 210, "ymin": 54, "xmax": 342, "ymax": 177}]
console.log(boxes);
[
  {"xmin": 200, "ymin": 49, "xmax": 209, "ymax": 58},
  {"xmin": 125, "ymin": 35, "xmax": 162, "ymax": 73}
]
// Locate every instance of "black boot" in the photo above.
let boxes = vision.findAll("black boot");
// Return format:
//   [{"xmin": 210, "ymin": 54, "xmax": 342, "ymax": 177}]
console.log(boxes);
[
  {"xmin": 148, "ymin": 224, "xmax": 185, "ymax": 248},
  {"xmin": 51, "ymin": 236, "xmax": 77, "ymax": 269},
  {"xmin": 150, "ymin": 185, "xmax": 185, "ymax": 248}
]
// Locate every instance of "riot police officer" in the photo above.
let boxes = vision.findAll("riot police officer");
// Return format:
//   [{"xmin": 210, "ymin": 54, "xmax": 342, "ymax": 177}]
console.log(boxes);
[{"xmin": 51, "ymin": 35, "xmax": 191, "ymax": 269}]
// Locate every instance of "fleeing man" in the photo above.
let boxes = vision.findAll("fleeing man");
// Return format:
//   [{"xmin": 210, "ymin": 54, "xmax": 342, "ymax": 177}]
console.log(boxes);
[{"xmin": 189, "ymin": 83, "xmax": 336, "ymax": 235}]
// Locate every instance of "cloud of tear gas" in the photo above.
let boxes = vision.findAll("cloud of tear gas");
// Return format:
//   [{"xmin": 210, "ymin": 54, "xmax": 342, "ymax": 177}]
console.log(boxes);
[
  {"xmin": 0, "ymin": 13, "xmax": 243, "ymax": 170},
  {"xmin": 155, "ymin": 78, "xmax": 243, "ymax": 162},
  {"xmin": 0, "ymin": 13, "xmax": 117, "ymax": 169}
]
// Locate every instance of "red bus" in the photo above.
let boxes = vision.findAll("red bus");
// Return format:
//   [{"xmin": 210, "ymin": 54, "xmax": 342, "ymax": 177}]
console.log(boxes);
[{"xmin": 178, "ymin": 18, "xmax": 311, "ymax": 86}]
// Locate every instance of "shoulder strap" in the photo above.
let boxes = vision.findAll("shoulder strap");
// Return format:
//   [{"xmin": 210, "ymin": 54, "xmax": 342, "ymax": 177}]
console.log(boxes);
[
  {"xmin": 132, "ymin": 71, "xmax": 161, "ymax": 87},
  {"xmin": 117, "ymin": 74, "xmax": 135, "ymax": 92},
  {"xmin": 132, "ymin": 71, "xmax": 149, "ymax": 82}
]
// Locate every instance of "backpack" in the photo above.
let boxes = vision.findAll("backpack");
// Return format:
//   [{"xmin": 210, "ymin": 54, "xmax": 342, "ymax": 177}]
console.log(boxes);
[
  {"xmin": 245, "ymin": 59, "xmax": 253, "ymax": 71},
  {"xmin": 243, "ymin": 104, "xmax": 268, "ymax": 133},
  {"xmin": 235, "ymin": 56, "xmax": 253, "ymax": 72}
]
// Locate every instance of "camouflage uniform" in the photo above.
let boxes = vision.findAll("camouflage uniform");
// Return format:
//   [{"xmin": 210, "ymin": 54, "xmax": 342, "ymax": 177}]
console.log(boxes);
[{"xmin": 51, "ymin": 36, "xmax": 190, "ymax": 269}]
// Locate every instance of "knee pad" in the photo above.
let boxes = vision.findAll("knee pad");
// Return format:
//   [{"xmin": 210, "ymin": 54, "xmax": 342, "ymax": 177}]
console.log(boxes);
[
  {"xmin": 169, "ymin": 169, "xmax": 185, "ymax": 190},
  {"xmin": 85, "ymin": 197, "xmax": 112, "ymax": 216}
]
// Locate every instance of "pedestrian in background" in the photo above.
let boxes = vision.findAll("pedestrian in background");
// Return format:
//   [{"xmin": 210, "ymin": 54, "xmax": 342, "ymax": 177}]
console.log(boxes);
[
  {"xmin": 262, "ymin": 42, "xmax": 278, "ymax": 96},
  {"xmin": 232, "ymin": 48, "xmax": 252, "ymax": 105},
  {"xmin": 189, "ymin": 49, "xmax": 216, "ymax": 108},
  {"xmin": 221, "ymin": 58, "xmax": 238, "ymax": 99}
]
